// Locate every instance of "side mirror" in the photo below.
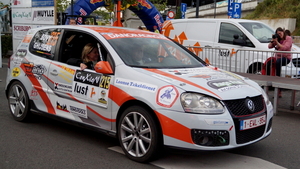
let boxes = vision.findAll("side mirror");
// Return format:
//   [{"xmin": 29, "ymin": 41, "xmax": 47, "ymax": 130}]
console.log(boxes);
[{"xmin": 94, "ymin": 61, "xmax": 113, "ymax": 74}]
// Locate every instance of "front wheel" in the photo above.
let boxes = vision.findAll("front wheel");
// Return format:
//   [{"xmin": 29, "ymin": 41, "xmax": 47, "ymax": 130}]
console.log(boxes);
[
  {"xmin": 118, "ymin": 106, "xmax": 162, "ymax": 163},
  {"xmin": 8, "ymin": 81, "xmax": 31, "ymax": 122}
]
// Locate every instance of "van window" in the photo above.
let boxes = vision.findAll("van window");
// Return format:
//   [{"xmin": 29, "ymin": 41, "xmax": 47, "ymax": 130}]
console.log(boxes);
[
  {"xmin": 239, "ymin": 22, "xmax": 274, "ymax": 43},
  {"xmin": 219, "ymin": 23, "xmax": 254, "ymax": 47}
]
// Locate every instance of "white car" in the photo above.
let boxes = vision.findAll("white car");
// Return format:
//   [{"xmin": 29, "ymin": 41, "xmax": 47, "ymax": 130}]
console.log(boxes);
[{"xmin": 5, "ymin": 25, "xmax": 273, "ymax": 162}]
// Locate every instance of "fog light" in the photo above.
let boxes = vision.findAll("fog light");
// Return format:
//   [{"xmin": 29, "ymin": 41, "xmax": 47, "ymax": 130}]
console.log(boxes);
[
  {"xmin": 199, "ymin": 136, "xmax": 213, "ymax": 145},
  {"xmin": 191, "ymin": 129, "xmax": 229, "ymax": 146}
]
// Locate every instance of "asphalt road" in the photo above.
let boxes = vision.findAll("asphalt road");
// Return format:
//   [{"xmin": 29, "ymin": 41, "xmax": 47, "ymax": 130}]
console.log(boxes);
[{"xmin": 1, "ymin": 57, "xmax": 300, "ymax": 169}]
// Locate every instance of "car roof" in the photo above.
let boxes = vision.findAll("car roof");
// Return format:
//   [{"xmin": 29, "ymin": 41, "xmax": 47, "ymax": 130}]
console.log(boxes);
[
  {"xmin": 29, "ymin": 25, "xmax": 159, "ymax": 35},
  {"xmin": 168, "ymin": 18, "xmax": 263, "ymax": 23}
]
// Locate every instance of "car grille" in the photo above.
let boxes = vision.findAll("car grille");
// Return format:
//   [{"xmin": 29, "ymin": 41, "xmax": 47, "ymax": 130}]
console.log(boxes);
[
  {"xmin": 223, "ymin": 95, "xmax": 267, "ymax": 144},
  {"xmin": 292, "ymin": 58, "xmax": 300, "ymax": 67},
  {"xmin": 222, "ymin": 95, "xmax": 265, "ymax": 117}
]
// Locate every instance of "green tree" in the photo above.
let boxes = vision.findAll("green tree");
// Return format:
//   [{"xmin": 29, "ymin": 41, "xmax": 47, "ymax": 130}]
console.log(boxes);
[
  {"xmin": 56, "ymin": 0, "xmax": 70, "ymax": 12},
  {"xmin": 151, "ymin": 0, "xmax": 167, "ymax": 12},
  {"xmin": 243, "ymin": 0, "xmax": 300, "ymax": 35},
  {"xmin": 175, "ymin": 7, "xmax": 182, "ymax": 19},
  {"xmin": 0, "ymin": 1, "xmax": 10, "ymax": 10}
]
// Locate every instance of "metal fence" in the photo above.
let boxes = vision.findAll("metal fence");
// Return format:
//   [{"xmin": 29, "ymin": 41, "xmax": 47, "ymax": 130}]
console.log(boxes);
[
  {"xmin": 186, "ymin": 46, "xmax": 300, "ymax": 79},
  {"xmin": 292, "ymin": 36, "xmax": 300, "ymax": 47}
]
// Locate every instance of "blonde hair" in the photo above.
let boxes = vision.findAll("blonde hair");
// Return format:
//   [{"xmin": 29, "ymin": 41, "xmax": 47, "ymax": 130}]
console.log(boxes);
[{"xmin": 81, "ymin": 43, "xmax": 97, "ymax": 63}]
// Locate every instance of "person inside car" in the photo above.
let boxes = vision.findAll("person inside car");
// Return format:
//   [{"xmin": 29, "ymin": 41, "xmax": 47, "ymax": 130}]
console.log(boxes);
[
  {"xmin": 132, "ymin": 47, "xmax": 145, "ymax": 65},
  {"xmin": 67, "ymin": 43, "xmax": 100, "ymax": 70}
]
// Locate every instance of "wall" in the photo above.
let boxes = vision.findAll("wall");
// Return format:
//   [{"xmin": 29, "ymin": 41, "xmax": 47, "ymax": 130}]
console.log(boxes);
[
  {"xmin": 259, "ymin": 18, "xmax": 296, "ymax": 32},
  {"xmin": 123, "ymin": 9, "xmax": 145, "ymax": 29}
]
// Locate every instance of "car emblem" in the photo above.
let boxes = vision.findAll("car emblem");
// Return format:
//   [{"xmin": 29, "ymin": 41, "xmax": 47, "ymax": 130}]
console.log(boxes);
[{"xmin": 246, "ymin": 99, "xmax": 255, "ymax": 112}]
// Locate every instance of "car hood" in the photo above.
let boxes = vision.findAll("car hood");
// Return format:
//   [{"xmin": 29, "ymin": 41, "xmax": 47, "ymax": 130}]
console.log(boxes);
[{"xmin": 142, "ymin": 66, "xmax": 261, "ymax": 100}]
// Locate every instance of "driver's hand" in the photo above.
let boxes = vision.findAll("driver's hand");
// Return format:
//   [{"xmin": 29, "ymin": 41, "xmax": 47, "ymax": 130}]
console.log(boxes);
[{"xmin": 80, "ymin": 63, "xmax": 87, "ymax": 70}]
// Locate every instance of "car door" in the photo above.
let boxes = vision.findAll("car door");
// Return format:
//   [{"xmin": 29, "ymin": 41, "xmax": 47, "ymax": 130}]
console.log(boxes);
[
  {"xmin": 46, "ymin": 29, "xmax": 114, "ymax": 130},
  {"xmin": 214, "ymin": 22, "xmax": 255, "ymax": 72},
  {"xmin": 25, "ymin": 28, "xmax": 62, "ymax": 114}
]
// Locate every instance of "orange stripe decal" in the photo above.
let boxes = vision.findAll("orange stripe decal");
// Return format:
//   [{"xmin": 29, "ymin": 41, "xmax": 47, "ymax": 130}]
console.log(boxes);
[
  {"xmin": 108, "ymin": 85, "xmax": 136, "ymax": 106},
  {"xmin": 145, "ymin": 69, "xmax": 221, "ymax": 99},
  {"xmin": 20, "ymin": 64, "xmax": 55, "ymax": 114},
  {"xmin": 154, "ymin": 110, "xmax": 193, "ymax": 144}
]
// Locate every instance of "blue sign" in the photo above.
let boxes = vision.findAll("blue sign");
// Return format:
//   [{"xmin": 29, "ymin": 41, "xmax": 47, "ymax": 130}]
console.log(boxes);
[
  {"xmin": 232, "ymin": 3, "xmax": 242, "ymax": 19},
  {"xmin": 227, "ymin": 0, "xmax": 234, "ymax": 16},
  {"xmin": 32, "ymin": 0, "xmax": 54, "ymax": 7},
  {"xmin": 181, "ymin": 3, "xmax": 187, "ymax": 12},
  {"xmin": 228, "ymin": 11, "xmax": 232, "ymax": 18}
]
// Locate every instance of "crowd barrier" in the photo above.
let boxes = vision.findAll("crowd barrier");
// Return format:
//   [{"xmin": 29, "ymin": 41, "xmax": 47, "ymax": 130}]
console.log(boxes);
[
  {"xmin": 186, "ymin": 46, "xmax": 300, "ymax": 79},
  {"xmin": 185, "ymin": 46, "xmax": 300, "ymax": 115}
]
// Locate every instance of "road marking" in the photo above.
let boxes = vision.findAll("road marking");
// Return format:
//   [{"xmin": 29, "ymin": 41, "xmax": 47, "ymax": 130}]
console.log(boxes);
[
  {"xmin": 109, "ymin": 146, "xmax": 286, "ymax": 169},
  {"xmin": 108, "ymin": 146, "xmax": 124, "ymax": 154}
]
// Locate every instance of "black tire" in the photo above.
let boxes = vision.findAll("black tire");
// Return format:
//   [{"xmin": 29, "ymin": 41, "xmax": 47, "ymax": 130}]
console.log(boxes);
[
  {"xmin": 118, "ymin": 106, "xmax": 162, "ymax": 163},
  {"xmin": 248, "ymin": 63, "xmax": 262, "ymax": 75},
  {"xmin": 7, "ymin": 81, "xmax": 31, "ymax": 122}
]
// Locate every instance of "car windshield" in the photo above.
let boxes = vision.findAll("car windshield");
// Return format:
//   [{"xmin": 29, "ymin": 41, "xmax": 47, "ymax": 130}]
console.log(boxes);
[
  {"xmin": 239, "ymin": 22, "xmax": 274, "ymax": 43},
  {"xmin": 107, "ymin": 37, "xmax": 206, "ymax": 68}
]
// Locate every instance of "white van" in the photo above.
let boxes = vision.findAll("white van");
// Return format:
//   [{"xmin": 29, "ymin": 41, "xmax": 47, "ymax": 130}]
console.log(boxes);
[{"xmin": 162, "ymin": 19, "xmax": 300, "ymax": 78}]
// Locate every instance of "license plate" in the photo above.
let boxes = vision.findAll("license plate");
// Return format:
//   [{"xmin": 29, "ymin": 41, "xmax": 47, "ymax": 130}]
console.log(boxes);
[{"xmin": 240, "ymin": 114, "xmax": 266, "ymax": 131}]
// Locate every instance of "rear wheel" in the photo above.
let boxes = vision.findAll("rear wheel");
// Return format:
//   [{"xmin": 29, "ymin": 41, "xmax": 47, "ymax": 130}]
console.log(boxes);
[
  {"xmin": 8, "ymin": 81, "xmax": 31, "ymax": 122},
  {"xmin": 248, "ymin": 63, "xmax": 263, "ymax": 75},
  {"xmin": 118, "ymin": 106, "xmax": 162, "ymax": 162}
]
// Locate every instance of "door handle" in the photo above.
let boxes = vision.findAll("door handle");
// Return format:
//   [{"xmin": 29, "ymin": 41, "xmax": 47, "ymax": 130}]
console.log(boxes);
[
  {"xmin": 50, "ymin": 70, "xmax": 58, "ymax": 76},
  {"xmin": 205, "ymin": 45, "xmax": 212, "ymax": 47}
]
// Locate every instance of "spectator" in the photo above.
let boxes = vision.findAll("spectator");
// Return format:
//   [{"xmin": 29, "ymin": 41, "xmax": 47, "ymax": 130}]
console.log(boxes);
[
  {"xmin": 69, "ymin": 18, "xmax": 76, "ymax": 25},
  {"xmin": 268, "ymin": 27, "xmax": 293, "ymax": 97},
  {"xmin": 285, "ymin": 29, "xmax": 294, "ymax": 42},
  {"xmin": 285, "ymin": 29, "xmax": 291, "ymax": 36},
  {"xmin": 153, "ymin": 25, "xmax": 160, "ymax": 33}
]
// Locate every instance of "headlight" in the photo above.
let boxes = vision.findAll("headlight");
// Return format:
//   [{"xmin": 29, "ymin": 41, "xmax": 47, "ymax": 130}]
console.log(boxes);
[{"xmin": 181, "ymin": 93, "xmax": 224, "ymax": 114}]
